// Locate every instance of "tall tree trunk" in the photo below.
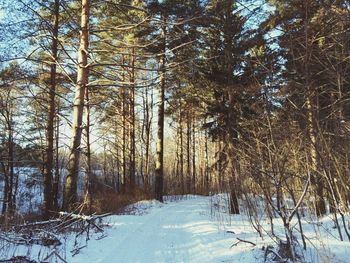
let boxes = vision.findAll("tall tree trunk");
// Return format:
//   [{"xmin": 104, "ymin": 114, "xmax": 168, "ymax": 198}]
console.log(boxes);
[
  {"xmin": 224, "ymin": 0, "xmax": 239, "ymax": 214},
  {"xmin": 103, "ymin": 144, "xmax": 107, "ymax": 184},
  {"xmin": 53, "ymin": 102, "xmax": 60, "ymax": 211},
  {"xmin": 1, "ymin": 162, "xmax": 8, "ymax": 214},
  {"xmin": 63, "ymin": 0, "xmax": 90, "ymax": 211},
  {"xmin": 85, "ymin": 87, "xmax": 92, "ymax": 213},
  {"xmin": 175, "ymin": 126, "xmax": 180, "ymax": 192},
  {"xmin": 179, "ymin": 100, "xmax": 185, "ymax": 194},
  {"xmin": 142, "ymin": 84, "xmax": 151, "ymax": 190},
  {"xmin": 186, "ymin": 111, "xmax": 191, "ymax": 193},
  {"xmin": 3, "ymin": 111, "xmax": 15, "ymax": 214},
  {"xmin": 44, "ymin": 0, "xmax": 60, "ymax": 219},
  {"xmin": 155, "ymin": 13, "xmax": 166, "ymax": 202},
  {"xmin": 306, "ymin": 96, "xmax": 326, "ymax": 216},
  {"xmin": 9, "ymin": 115, "xmax": 14, "ymax": 213},
  {"xmin": 121, "ymin": 55, "xmax": 127, "ymax": 193},
  {"xmin": 304, "ymin": 2, "xmax": 326, "ymax": 216},
  {"xmin": 204, "ymin": 129, "xmax": 209, "ymax": 194},
  {"xmin": 115, "ymin": 137, "xmax": 120, "ymax": 192},
  {"xmin": 192, "ymin": 115, "xmax": 196, "ymax": 193},
  {"xmin": 129, "ymin": 47, "xmax": 136, "ymax": 193}
]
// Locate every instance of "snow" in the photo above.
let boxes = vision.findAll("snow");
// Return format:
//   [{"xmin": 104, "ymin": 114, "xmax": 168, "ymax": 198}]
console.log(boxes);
[
  {"xmin": 0, "ymin": 167, "xmax": 91, "ymax": 214},
  {"xmin": 1, "ymin": 195, "xmax": 350, "ymax": 263},
  {"xmin": 68, "ymin": 195, "xmax": 261, "ymax": 263},
  {"xmin": 0, "ymin": 167, "xmax": 43, "ymax": 214}
]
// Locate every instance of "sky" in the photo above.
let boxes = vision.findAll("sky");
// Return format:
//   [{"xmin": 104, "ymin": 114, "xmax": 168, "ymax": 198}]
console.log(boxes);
[{"xmin": 0, "ymin": 0, "xmax": 275, "ymax": 153}]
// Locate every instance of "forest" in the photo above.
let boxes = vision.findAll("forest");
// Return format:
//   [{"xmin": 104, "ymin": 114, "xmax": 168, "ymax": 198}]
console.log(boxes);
[{"xmin": 0, "ymin": 0, "xmax": 349, "ymax": 262}]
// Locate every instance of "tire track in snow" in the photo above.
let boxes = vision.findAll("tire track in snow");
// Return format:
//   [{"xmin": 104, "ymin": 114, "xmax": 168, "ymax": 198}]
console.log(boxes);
[{"xmin": 98, "ymin": 197, "xmax": 217, "ymax": 263}]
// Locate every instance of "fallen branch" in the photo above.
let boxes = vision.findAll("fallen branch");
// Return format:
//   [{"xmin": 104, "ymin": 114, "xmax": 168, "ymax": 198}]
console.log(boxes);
[
  {"xmin": 231, "ymin": 238, "xmax": 256, "ymax": 248},
  {"xmin": 18, "ymin": 219, "xmax": 62, "ymax": 229},
  {"xmin": 0, "ymin": 231, "xmax": 61, "ymax": 247},
  {"xmin": 71, "ymin": 245, "xmax": 87, "ymax": 256},
  {"xmin": 0, "ymin": 256, "xmax": 36, "ymax": 263},
  {"xmin": 43, "ymin": 250, "xmax": 68, "ymax": 263},
  {"xmin": 264, "ymin": 246, "xmax": 282, "ymax": 263}
]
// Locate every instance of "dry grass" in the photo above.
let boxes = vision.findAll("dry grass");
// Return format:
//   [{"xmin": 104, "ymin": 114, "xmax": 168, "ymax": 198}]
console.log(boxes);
[{"xmin": 90, "ymin": 187, "xmax": 154, "ymax": 214}]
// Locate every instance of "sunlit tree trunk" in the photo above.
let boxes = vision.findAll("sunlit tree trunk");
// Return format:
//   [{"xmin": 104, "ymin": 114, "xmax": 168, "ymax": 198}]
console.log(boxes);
[
  {"xmin": 63, "ymin": 0, "xmax": 90, "ymax": 211},
  {"xmin": 129, "ymin": 47, "xmax": 136, "ymax": 193},
  {"xmin": 53, "ymin": 102, "xmax": 60, "ymax": 211},
  {"xmin": 121, "ymin": 55, "xmax": 127, "ymax": 193},
  {"xmin": 85, "ymin": 87, "xmax": 93, "ymax": 213},
  {"xmin": 186, "ymin": 110, "xmax": 191, "ymax": 193},
  {"xmin": 179, "ymin": 100, "xmax": 185, "ymax": 194},
  {"xmin": 155, "ymin": 13, "xmax": 166, "ymax": 202},
  {"xmin": 44, "ymin": 0, "xmax": 60, "ymax": 219}
]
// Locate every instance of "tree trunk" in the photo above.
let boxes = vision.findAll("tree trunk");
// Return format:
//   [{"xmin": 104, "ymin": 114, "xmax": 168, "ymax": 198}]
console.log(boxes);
[
  {"xmin": 303, "ymin": 3, "xmax": 326, "ymax": 216},
  {"xmin": 85, "ymin": 87, "xmax": 92, "ymax": 213},
  {"xmin": 143, "ymin": 84, "xmax": 152, "ymax": 190},
  {"xmin": 179, "ymin": 100, "xmax": 185, "ymax": 194},
  {"xmin": 186, "ymin": 111, "xmax": 191, "ymax": 194},
  {"xmin": 1, "ymin": 162, "xmax": 8, "ymax": 214},
  {"xmin": 2, "ymin": 110, "xmax": 14, "ymax": 214},
  {"xmin": 224, "ymin": 0, "xmax": 240, "ymax": 214},
  {"xmin": 306, "ymin": 96, "xmax": 326, "ymax": 216},
  {"xmin": 192, "ymin": 116, "xmax": 196, "ymax": 193},
  {"xmin": 129, "ymin": 47, "xmax": 136, "ymax": 193},
  {"xmin": 155, "ymin": 13, "xmax": 166, "ymax": 202},
  {"xmin": 120, "ymin": 54, "xmax": 127, "ymax": 193},
  {"xmin": 63, "ymin": 0, "xmax": 90, "ymax": 211},
  {"xmin": 8, "ymin": 113, "xmax": 14, "ymax": 213},
  {"xmin": 44, "ymin": 0, "xmax": 60, "ymax": 219},
  {"xmin": 204, "ymin": 129, "xmax": 209, "ymax": 193},
  {"xmin": 53, "ymin": 102, "xmax": 60, "ymax": 211}
]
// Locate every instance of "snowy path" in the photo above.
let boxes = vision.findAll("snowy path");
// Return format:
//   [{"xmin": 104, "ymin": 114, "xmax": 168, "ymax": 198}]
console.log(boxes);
[
  {"xmin": 69, "ymin": 196, "xmax": 258, "ymax": 263},
  {"xmin": 100, "ymin": 200, "xmax": 215, "ymax": 262},
  {"xmin": 6, "ymin": 195, "xmax": 350, "ymax": 262}
]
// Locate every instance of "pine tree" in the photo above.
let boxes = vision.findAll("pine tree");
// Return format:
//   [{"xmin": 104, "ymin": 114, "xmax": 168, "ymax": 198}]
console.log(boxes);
[
  {"xmin": 199, "ymin": 0, "xmax": 263, "ymax": 214},
  {"xmin": 63, "ymin": 0, "xmax": 90, "ymax": 211}
]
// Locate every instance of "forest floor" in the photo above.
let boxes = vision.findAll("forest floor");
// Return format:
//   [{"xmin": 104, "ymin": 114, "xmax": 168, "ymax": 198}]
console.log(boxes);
[
  {"xmin": 1, "ymin": 195, "xmax": 350, "ymax": 262},
  {"xmin": 69, "ymin": 195, "xmax": 261, "ymax": 263},
  {"xmin": 66, "ymin": 195, "xmax": 350, "ymax": 263}
]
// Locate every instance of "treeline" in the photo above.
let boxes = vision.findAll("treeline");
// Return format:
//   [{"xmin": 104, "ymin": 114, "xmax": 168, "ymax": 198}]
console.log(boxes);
[{"xmin": 0, "ymin": 0, "xmax": 349, "ymax": 239}]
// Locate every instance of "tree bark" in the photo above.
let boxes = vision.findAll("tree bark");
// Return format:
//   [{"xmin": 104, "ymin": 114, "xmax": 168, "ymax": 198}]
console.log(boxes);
[
  {"xmin": 143, "ymin": 83, "xmax": 152, "ymax": 190},
  {"xmin": 303, "ymin": 2, "xmax": 326, "ymax": 216},
  {"xmin": 129, "ymin": 47, "xmax": 136, "ymax": 193},
  {"xmin": 1, "ymin": 162, "xmax": 8, "ymax": 214},
  {"xmin": 225, "ymin": 0, "xmax": 239, "ymax": 214},
  {"xmin": 8, "ymin": 112, "xmax": 14, "ymax": 213},
  {"xmin": 306, "ymin": 96, "xmax": 326, "ymax": 216},
  {"xmin": 63, "ymin": 0, "xmax": 90, "ymax": 211},
  {"xmin": 179, "ymin": 100, "xmax": 185, "ymax": 194},
  {"xmin": 1, "ymin": 108, "xmax": 14, "ymax": 214},
  {"xmin": 53, "ymin": 102, "xmax": 60, "ymax": 211},
  {"xmin": 44, "ymin": 0, "xmax": 60, "ymax": 219},
  {"xmin": 186, "ymin": 110, "xmax": 191, "ymax": 193},
  {"xmin": 192, "ymin": 116, "xmax": 196, "ymax": 193},
  {"xmin": 121, "ymin": 55, "xmax": 127, "ymax": 193},
  {"xmin": 155, "ymin": 13, "xmax": 166, "ymax": 202},
  {"xmin": 204, "ymin": 129, "xmax": 209, "ymax": 193},
  {"xmin": 85, "ymin": 87, "xmax": 92, "ymax": 213}
]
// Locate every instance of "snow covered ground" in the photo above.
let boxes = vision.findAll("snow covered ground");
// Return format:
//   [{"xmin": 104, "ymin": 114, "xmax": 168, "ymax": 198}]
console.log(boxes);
[
  {"xmin": 1, "ymin": 195, "xmax": 350, "ymax": 262},
  {"xmin": 0, "ymin": 167, "xmax": 43, "ymax": 214},
  {"xmin": 65, "ymin": 195, "xmax": 262, "ymax": 263},
  {"xmin": 0, "ymin": 167, "xmax": 90, "ymax": 214}
]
